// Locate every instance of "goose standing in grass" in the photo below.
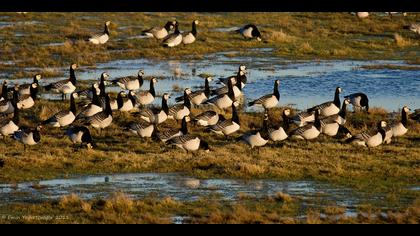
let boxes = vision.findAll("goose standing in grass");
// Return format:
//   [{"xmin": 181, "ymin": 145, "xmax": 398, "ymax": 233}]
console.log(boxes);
[
  {"xmin": 208, "ymin": 103, "xmax": 240, "ymax": 139},
  {"xmin": 290, "ymin": 109, "xmax": 321, "ymax": 141},
  {"xmin": 16, "ymin": 83, "xmax": 38, "ymax": 110},
  {"xmin": 42, "ymin": 93, "xmax": 78, "ymax": 128},
  {"xmin": 136, "ymin": 78, "xmax": 157, "ymax": 106},
  {"xmin": 390, "ymin": 106, "xmax": 411, "ymax": 138},
  {"xmin": 155, "ymin": 115, "xmax": 190, "ymax": 143},
  {"xmin": 84, "ymin": 94, "xmax": 113, "ymax": 135},
  {"xmin": 66, "ymin": 126, "xmax": 95, "ymax": 149},
  {"xmin": 0, "ymin": 90, "xmax": 19, "ymax": 139},
  {"xmin": 212, "ymin": 70, "xmax": 246, "ymax": 98},
  {"xmin": 142, "ymin": 21, "xmax": 176, "ymax": 40},
  {"xmin": 139, "ymin": 93, "xmax": 170, "ymax": 125},
  {"xmin": 125, "ymin": 119, "xmax": 155, "ymax": 139},
  {"xmin": 162, "ymin": 21, "xmax": 182, "ymax": 48},
  {"xmin": 206, "ymin": 78, "xmax": 236, "ymax": 110},
  {"xmin": 239, "ymin": 115, "xmax": 269, "ymax": 150},
  {"xmin": 17, "ymin": 74, "xmax": 41, "ymax": 96},
  {"xmin": 168, "ymin": 88, "xmax": 191, "ymax": 120},
  {"xmin": 319, "ymin": 99, "xmax": 351, "ymax": 137},
  {"xmin": 13, "ymin": 125, "xmax": 42, "ymax": 150},
  {"xmin": 346, "ymin": 121, "xmax": 387, "ymax": 148},
  {"xmin": 193, "ymin": 110, "xmax": 220, "ymax": 127},
  {"xmin": 88, "ymin": 21, "xmax": 111, "ymax": 45},
  {"xmin": 76, "ymin": 84, "xmax": 103, "ymax": 119},
  {"xmin": 264, "ymin": 109, "xmax": 290, "ymax": 142},
  {"xmin": 182, "ymin": 20, "xmax": 199, "ymax": 45},
  {"xmin": 236, "ymin": 24, "xmax": 262, "ymax": 41},
  {"xmin": 117, "ymin": 91, "xmax": 137, "ymax": 112},
  {"xmin": 344, "ymin": 92, "xmax": 369, "ymax": 113},
  {"xmin": 248, "ymin": 79, "xmax": 280, "ymax": 112},
  {"xmin": 165, "ymin": 134, "xmax": 210, "ymax": 154},
  {"xmin": 44, "ymin": 64, "xmax": 77, "ymax": 101},
  {"xmin": 175, "ymin": 76, "xmax": 212, "ymax": 106},
  {"xmin": 0, "ymin": 84, "xmax": 17, "ymax": 114},
  {"xmin": 112, "ymin": 69, "xmax": 144, "ymax": 91},
  {"xmin": 307, "ymin": 87, "xmax": 342, "ymax": 117}
]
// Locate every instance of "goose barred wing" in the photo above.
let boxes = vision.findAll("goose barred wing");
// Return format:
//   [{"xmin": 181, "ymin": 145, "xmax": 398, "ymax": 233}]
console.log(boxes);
[
  {"xmin": 307, "ymin": 101, "xmax": 333, "ymax": 112},
  {"xmin": 291, "ymin": 124, "xmax": 312, "ymax": 136},
  {"xmin": 211, "ymin": 86, "xmax": 228, "ymax": 96},
  {"xmin": 168, "ymin": 104, "xmax": 184, "ymax": 116},
  {"xmin": 46, "ymin": 79, "xmax": 68, "ymax": 90},
  {"xmin": 85, "ymin": 111, "xmax": 108, "ymax": 124},
  {"xmin": 195, "ymin": 111, "xmax": 217, "ymax": 121},
  {"xmin": 250, "ymin": 94, "xmax": 272, "ymax": 105},
  {"xmin": 209, "ymin": 119, "xmax": 232, "ymax": 132},
  {"xmin": 166, "ymin": 135, "xmax": 196, "ymax": 145},
  {"xmin": 127, "ymin": 120, "xmax": 151, "ymax": 131}
]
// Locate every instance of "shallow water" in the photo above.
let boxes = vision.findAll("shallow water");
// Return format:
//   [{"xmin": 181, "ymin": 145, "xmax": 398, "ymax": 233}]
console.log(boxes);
[
  {"xmin": 6, "ymin": 49, "xmax": 420, "ymax": 111},
  {"xmin": 0, "ymin": 173, "xmax": 416, "ymax": 217}
]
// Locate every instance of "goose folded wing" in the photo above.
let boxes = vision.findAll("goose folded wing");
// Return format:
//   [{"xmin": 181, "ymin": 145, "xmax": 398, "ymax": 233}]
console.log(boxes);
[{"xmin": 166, "ymin": 134, "xmax": 196, "ymax": 145}]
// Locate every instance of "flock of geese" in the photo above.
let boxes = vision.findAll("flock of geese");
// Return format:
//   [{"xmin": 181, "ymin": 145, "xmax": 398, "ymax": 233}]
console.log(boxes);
[{"xmin": 0, "ymin": 62, "xmax": 413, "ymax": 153}]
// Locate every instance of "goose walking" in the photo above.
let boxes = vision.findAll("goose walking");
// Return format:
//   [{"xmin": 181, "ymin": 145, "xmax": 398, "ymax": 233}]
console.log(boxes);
[
  {"xmin": 139, "ymin": 93, "xmax": 170, "ymax": 125},
  {"xmin": 193, "ymin": 110, "xmax": 220, "ymax": 127},
  {"xmin": 264, "ymin": 109, "xmax": 290, "ymax": 142},
  {"xmin": 13, "ymin": 125, "xmax": 42, "ymax": 150},
  {"xmin": 88, "ymin": 21, "xmax": 111, "ymax": 45},
  {"xmin": 112, "ymin": 69, "xmax": 144, "ymax": 91},
  {"xmin": 290, "ymin": 109, "xmax": 322, "ymax": 141},
  {"xmin": 165, "ymin": 134, "xmax": 210, "ymax": 153},
  {"xmin": 168, "ymin": 88, "xmax": 191, "ymax": 120},
  {"xmin": 236, "ymin": 24, "xmax": 262, "ymax": 41},
  {"xmin": 136, "ymin": 78, "xmax": 157, "ymax": 106},
  {"xmin": 248, "ymin": 79, "xmax": 280, "ymax": 111},
  {"xmin": 162, "ymin": 21, "xmax": 182, "ymax": 48},
  {"xmin": 175, "ymin": 76, "xmax": 212, "ymax": 106},
  {"xmin": 42, "ymin": 92, "xmax": 78, "ymax": 127},
  {"xmin": 346, "ymin": 121, "xmax": 387, "ymax": 148},
  {"xmin": 344, "ymin": 92, "xmax": 369, "ymax": 113},
  {"xmin": 390, "ymin": 106, "xmax": 410, "ymax": 138},
  {"xmin": 208, "ymin": 103, "xmax": 240, "ymax": 138},
  {"xmin": 307, "ymin": 87, "xmax": 342, "ymax": 117},
  {"xmin": 155, "ymin": 115, "xmax": 190, "ymax": 143},
  {"xmin": 182, "ymin": 20, "xmax": 199, "ymax": 45},
  {"xmin": 142, "ymin": 21, "xmax": 176, "ymax": 40},
  {"xmin": 44, "ymin": 64, "xmax": 77, "ymax": 101},
  {"xmin": 66, "ymin": 126, "xmax": 95, "ymax": 149}
]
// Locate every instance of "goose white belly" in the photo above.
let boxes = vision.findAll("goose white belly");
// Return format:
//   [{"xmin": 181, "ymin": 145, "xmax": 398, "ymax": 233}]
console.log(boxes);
[
  {"xmin": 110, "ymin": 100, "xmax": 118, "ymax": 111},
  {"xmin": 242, "ymin": 27, "xmax": 253, "ymax": 38},
  {"xmin": 321, "ymin": 123, "xmax": 339, "ymax": 136},
  {"xmin": 181, "ymin": 137, "xmax": 200, "ymax": 151},
  {"xmin": 89, "ymin": 34, "xmax": 109, "ymax": 45},
  {"xmin": 119, "ymin": 101, "xmax": 134, "ymax": 112},
  {"xmin": 92, "ymin": 115, "xmax": 113, "ymax": 129},
  {"xmin": 22, "ymin": 133, "xmax": 37, "ymax": 145},
  {"xmin": 17, "ymin": 97, "xmax": 35, "ymax": 110},
  {"xmin": 137, "ymin": 125, "xmax": 154, "ymax": 138},
  {"xmin": 214, "ymin": 95, "xmax": 233, "ymax": 110},
  {"xmin": 366, "ymin": 132, "xmax": 383, "ymax": 147},
  {"xmin": 69, "ymin": 131, "xmax": 84, "ymax": 144},
  {"xmin": 160, "ymin": 131, "xmax": 182, "ymax": 143},
  {"xmin": 84, "ymin": 105, "xmax": 103, "ymax": 117},
  {"xmin": 138, "ymin": 93, "xmax": 154, "ymax": 105},
  {"xmin": 391, "ymin": 123, "xmax": 408, "ymax": 137},
  {"xmin": 155, "ymin": 111, "xmax": 168, "ymax": 124},
  {"xmin": 243, "ymin": 133, "xmax": 268, "ymax": 148},
  {"xmin": 0, "ymin": 121, "xmax": 19, "ymax": 136},
  {"xmin": 292, "ymin": 126, "xmax": 320, "ymax": 140},
  {"xmin": 58, "ymin": 112, "xmax": 76, "ymax": 127},
  {"xmin": 223, "ymin": 122, "xmax": 240, "ymax": 135},
  {"xmin": 262, "ymin": 96, "xmax": 278, "ymax": 109},
  {"xmin": 269, "ymin": 128, "xmax": 288, "ymax": 141},
  {"xmin": 60, "ymin": 82, "xmax": 76, "ymax": 94},
  {"xmin": 174, "ymin": 106, "xmax": 190, "ymax": 120},
  {"xmin": 233, "ymin": 86, "xmax": 242, "ymax": 98},
  {"xmin": 166, "ymin": 34, "xmax": 183, "ymax": 47},
  {"xmin": 350, "ymin": 96, "xmax": 362, "ymax": 108},
  {"xmin": 121, "ymin": 80, "xmax": 140, "ymax": 91},
  {"xmin": 182, "ymin": 33, "xmax": 196, "ymax": 44},
  {"xmin": 197, "ymin": 115, "xmax": 219, "ymax": 126},
  {"xmin": 19, "ymin": 87, "xmax": 31, "ymax": 96},
  {"xmin": 191, "ymin": 94, "xmax": 207, "ymax": 106},
  {"xmin": 155, "ymin": 29, "xmax": 168, "ymax": 39},
  {"xmin": 293, "ymin": 113, "xmax": 315, "ymax": 127},
  {"xmin": 320, "ymin": 104, "xmax": 340, "ymax": 117}
]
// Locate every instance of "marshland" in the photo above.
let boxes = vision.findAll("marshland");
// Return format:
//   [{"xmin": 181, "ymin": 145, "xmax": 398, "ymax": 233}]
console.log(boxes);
[{"xmin": 0, "ymin": 12, "xmax": 419, "ymax": 224}]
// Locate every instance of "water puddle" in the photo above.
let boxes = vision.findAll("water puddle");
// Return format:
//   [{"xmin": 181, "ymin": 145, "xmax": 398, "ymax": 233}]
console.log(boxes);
[
  {"xmin": 0, "ymin": 173, "xmax": 416, "ymax": 217},
  {"xmin": 212, "ymin": 27, "xmax": 239, "ymax": 32}
]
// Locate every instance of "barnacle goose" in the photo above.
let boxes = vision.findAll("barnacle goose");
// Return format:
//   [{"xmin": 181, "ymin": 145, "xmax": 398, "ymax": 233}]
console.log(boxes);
[
  {"xmin": 175, "ymin": 76, "xmax": 212, "ymax": 106},
  {"xmin": 390, "ymin": 106, "xmax": 411, "ymax": 138},
  {"xmin": 319, "ymin": 99, "xmax": 351, "ymax": 137},
  {"xmin": 0, "ymin": 84, "xmax": 18, "ymax": 114},
  {"xmin": 307, "ymin": 87, "xmax": 342, "ymax": 117},
  {"xmin": 117, "ymin": 91, "xmax": 137, "ymax": 112},
  {"xmin": 88, "ymin": 21, "xmax": 111, "ymax": 45},
  {"xmin": 217, "ymin": 65, "xmax": 247, "ymax": 86},
  {"xmin": 165, "ymin": 134, "xmax": 210, "ymax": 153},
  {"xmin": 162, "ymin": 21, "xmax": 182, "ymax": 48},
  {"xmin": 0, "ymin": 89, "xmax": 19, "ymax": 138},
  {"xmin": 139, "ymin": 93, "xmax": 170, "ymax": 125},
  {"xmin": 264, "ymin": 109, "xmax": 290, "ymax": 142},
  {"xmin": 239, "ymin": 114, "xmax": 269, "ymax": 149},
  {"xmin": 211, "ymin": 70, "xmax": 245, "ymax": 98},
  {"xmin": 66, "ymin": 126, "xmax": 95, "ymax": 149},
  {"xmin": 236, "ymin": 24, "xmax": 262, "ymax": 41},
  {"xmin": 84, "ymin": 94, "xmax": 113, "ymax": 135},
  {"xmin": 17, "ymin": 74, "xmax": 41, "ymax": 96},
  {"xmin": 193, "ymin": 110, "xmax": 220, "ymax": 127},
  {"xmin": 125, "ymin": 119, "xmax": 155, "ymax": 139},
  {"xmin": 13, "ymin": 125, "xmax": 42, "ymax": 150},
  {"xmin": 168, "ymin": 88, "xmax": 191, "ymax": 120},
  {"xmin": 182, "ymin": 20, "xmax": 199, "ymax": 45},
  {"xmin": 142, "ymin": 21, "xmax": 176, "ymax": 40},
  {"xmin": 76, "ymin": 84, "xmax": 103, "ymax": 119},
  {"xmin": 44, "ymin": 64, "xmax": 77, "ymax": 101},
  {"xmin": 206, "ymin": 77, "xmax": 236, "ymax": 110},
  {"xmin": 346, "ymin": 121, "xmax": 387, "ymax": 148},
  {"xmin": 155, "ymin": 115, "xmax": 190, "ymax": 143},
  {"xmin": 112, "ymin": 69, "xmax": 144, "ymax": 91},
  {"xmin": 290, "ymin": 109, "xmax": 322, "ymax": 140},
  {"xmin": 208, "ymin": 102, "xmax": 240, "ymax": 138},
  {"xmin": 16, "ymin": 83, "xmax": 38, "ymax": 110},
  {"xmin": 248, "ymin": 79, "xmax": 280, "ymax": 111},
  {"xmin": 42, "ymin": 92, "xmax": 78, "ymax": 127},
  {"xmin": 136, "ymin": 78, "xmax": 157, "ymax": 106},
  {"xmin": 344, "ymin": 92, "xmax": 369, "ymax": 113}
]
